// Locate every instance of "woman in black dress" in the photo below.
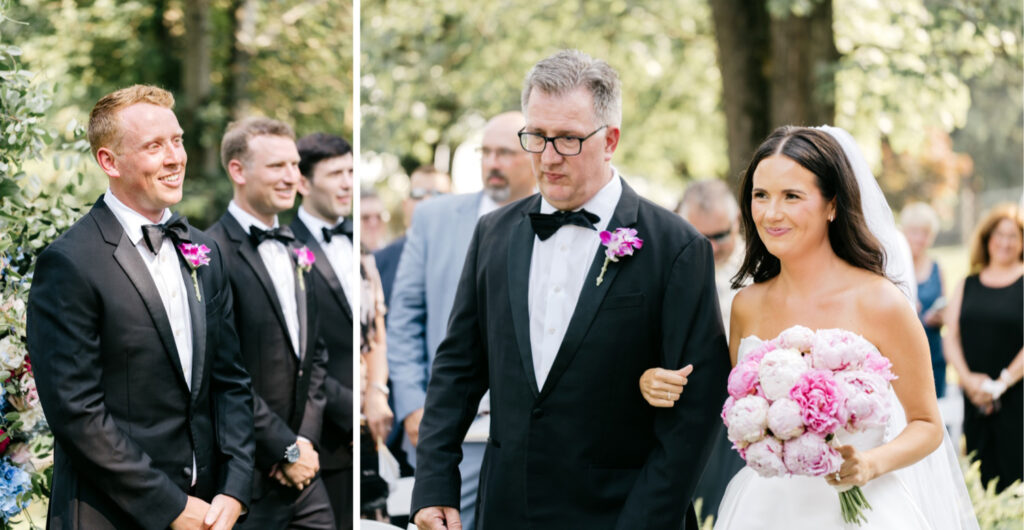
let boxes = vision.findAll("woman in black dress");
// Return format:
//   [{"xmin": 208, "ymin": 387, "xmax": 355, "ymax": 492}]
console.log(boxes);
[{"xmin": 945, "ymin": 203, "xmax": 1023, "ymax": 492}]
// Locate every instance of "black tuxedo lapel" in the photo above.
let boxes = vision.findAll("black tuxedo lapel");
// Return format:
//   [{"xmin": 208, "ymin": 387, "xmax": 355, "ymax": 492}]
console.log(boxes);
[
  {"xmin": 94, "ymin": 199, "xmax": 190, "ymax": 394},
  {"xmin": 291, "ymin": 220, "xmax": 352, "ymax": 321},
  {"xmin": 219, "ymin": 213, "xmax": 297, "ymax": 357},
  {"xmin": 539, "ymin": 179, "xmax": 641, "ymax": 398},
  {"xmin": 177, "ymin": 250, "xmax": 206, "ymax": 402},
  {"xmin": 507, "ymin": 195, "xmax": 542, "ymax": 397}
]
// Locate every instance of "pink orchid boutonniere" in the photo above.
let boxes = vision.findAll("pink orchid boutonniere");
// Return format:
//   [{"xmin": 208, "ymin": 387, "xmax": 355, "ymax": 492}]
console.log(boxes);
[
  {"xmin": 596, "ymin": 227, "xmax": 643, "ymax": 286},
  {"xmin": 295, "ymin": 246, "xmax": 316, "ymax": 291},
  {"xmin": 177, "ymin": 243, "xmax": 211, "ymax": 301}
]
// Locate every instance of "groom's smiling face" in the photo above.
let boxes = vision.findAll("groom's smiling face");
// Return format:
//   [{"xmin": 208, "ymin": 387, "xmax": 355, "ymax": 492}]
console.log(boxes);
[{"xmin": 524, "ymin": 87, "xmax": 619, "ymax": 211}]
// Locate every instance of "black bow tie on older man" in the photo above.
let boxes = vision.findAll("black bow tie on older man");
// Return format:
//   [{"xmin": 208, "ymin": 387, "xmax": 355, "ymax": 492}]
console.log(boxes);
[
  {"xmin": 321, "ymin": 218, "xmax": 353, "ymax": 243},
  {"xmin": 528, "ymin": 209, "xmax": 601, "ymax": 241},
  {"xmin": 141, "ymin": 212, "xmax": 191, "ymax": 254},
  {"xmin": 249, "ymin": 225, "xmax": 296, "ymax": 247}
]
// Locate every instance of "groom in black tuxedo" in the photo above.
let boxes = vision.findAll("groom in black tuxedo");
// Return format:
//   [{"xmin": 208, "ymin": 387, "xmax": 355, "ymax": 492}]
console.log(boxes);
[
  {"xmin": 290, "ymin": 132, "xmax": 356, "ymax": 529},
  {"xmin": 27, "ymin": 85, "xmax": 255, "ymax": 530},
  {"xmin": 207, "ymin": 117, "xmax": 334, "ymax": 529},
  {"xmin": 412, "ymin": 50, "xmax": 730, "ymax": 529}
]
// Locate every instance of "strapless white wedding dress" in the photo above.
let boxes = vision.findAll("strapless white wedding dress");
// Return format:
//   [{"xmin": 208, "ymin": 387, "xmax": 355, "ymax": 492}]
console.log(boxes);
[{"xmin": 713, "ymin": 336, "xmax": 979, "ymax": 530}]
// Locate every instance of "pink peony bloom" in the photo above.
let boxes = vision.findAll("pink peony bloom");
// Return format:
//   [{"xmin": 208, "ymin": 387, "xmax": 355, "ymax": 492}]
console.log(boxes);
[
  {"xmin": 767, "ymin": 398, "xmax": 805, "ymax": 440},
  {"xmin": 836, "ymin": 371, "xmax": 892, "ymax": 430},
  {"xmin": 742, "ymin": 340, "xmax": 778, "ymax": 366},
  {"xmin": 727, "ymin": 360, "xmax": 761, "ymax": 399},
  {"xmin": 783, "ymin": 432, "xmax": 842, "ymax": 476},
  {"xmin": 721, "ymin": 396, "xmax": 736, "ymax": 427},
  {"xmin": 726, "ymin": 395, "xmax": 770, "ymax": 444},
  {"xmin": 758, "ymin": 348, "xmax": 810, "ymax": 401},
  {"xmin": 789, "ymin": 369, "xmax": 845, "ymax": 435},
  {"xmin": 863, "ymin": 349, "xmax": 896, "ymax": 381},
  {"xmin": 777, "ymin": 325, "xmax": 815, "ymax": 352},
  {"xmin": 745, "ymin": 437, "xmax": 788, "ymax": 477},
  {"xmin": 810, "ymin": 329, "xmax": 868, "ymax": 371}
]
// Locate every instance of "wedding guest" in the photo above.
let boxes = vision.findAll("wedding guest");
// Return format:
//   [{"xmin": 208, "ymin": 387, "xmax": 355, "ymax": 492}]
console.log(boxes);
[
  {"xmin": 411, "ymin": 49, "xmax": 728, "ymax": 530},
  {"xmin": 291, "ymin": 132, "xmax": 356, "ymax": 529},
  {"xmin": 375, "ymin": 165, "xmax": 452, "ymax": 306},
  {"xmin": 27, "ymin": 85, "xmax": 255, "ymax": 530},
  {"xmin": 361, "ymin": 191, "xmax": 388, "ymax": 252},
  {"xmin": 360, "ymin": 248, "xmax": 392, "ymax": 522},
  {"xmin": 944, "ymin": 203, "xmax": 1023, "ymax": 492},
  {"xmin": 901, "ymin": 202, "xmax": 947, "ymax": 397},
  {"xmin": 208, "ymin": 117, "xmax": 334, "ymax": 529},
  {"xmin": 673, "ymin": 178, "xmax": 745, "ymax": 520},
  {"xmin": 388, "ymin": 111, "xmax": 535, "ymax": 530}
]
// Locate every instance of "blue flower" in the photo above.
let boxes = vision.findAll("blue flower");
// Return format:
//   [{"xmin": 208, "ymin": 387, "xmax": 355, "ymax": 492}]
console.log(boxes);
[{"xmin": 0, "ymin": 458, "xmax": 31, "ymax": 521}]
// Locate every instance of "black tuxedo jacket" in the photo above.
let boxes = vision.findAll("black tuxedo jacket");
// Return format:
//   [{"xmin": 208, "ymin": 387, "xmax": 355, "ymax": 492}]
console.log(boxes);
[
  {"xmin": 208, "ymin": 213, "xmax": 329, "ymax": 498},
  {"xmin": 26, "ymin": 197, "xmax": 255, "ymax": 530},
  {"xmin": 289, "ymin": 218, "xmax": 354, "ymax": 471},
  {"xmin": 411, "ymin": 180, "xmax": 730, "ymax": 529}
]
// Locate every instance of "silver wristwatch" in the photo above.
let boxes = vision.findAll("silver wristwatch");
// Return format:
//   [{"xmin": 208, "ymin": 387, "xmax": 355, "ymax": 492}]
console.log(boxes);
[{"xmin": 284, "ymin": 442, "xmax": 300, "ymax": 463}]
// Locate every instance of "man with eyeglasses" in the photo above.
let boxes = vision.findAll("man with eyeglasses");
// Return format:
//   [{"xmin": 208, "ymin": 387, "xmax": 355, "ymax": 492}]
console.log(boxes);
[
  {"xmin": 412, "ymin": 50, "xmax": 728, "ymax": 530},
  {"xmin": 388, "ymin": 111, "xmax": 534, "ymax": 530},
  {"xmin": 375, "ymin": 165, "xmax": 452, "ymax": 306},
  {"xmin": 675, "ymin": 178, "xmax": 745, "ymax": 520}
]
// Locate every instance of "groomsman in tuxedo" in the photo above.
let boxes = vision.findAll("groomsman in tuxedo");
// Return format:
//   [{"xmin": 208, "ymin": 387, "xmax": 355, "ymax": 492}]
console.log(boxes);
[
  {"xmin": 208, "ymin": 117, "xmax": 334, "ymax": 529},
  {"xmin": 290, "ymin": 132, "xmax": 355, "ymax": 529},
  {"xmin": 412, "ymin": 50, "xmax": 730, "ymax": 529},
  {"xmin": 388, "ymin": 111, "xmax": 535, "ymax": 529},
  {"xmin": 27, "ymin": 85, "xmax": 255, "ymax": 530}
]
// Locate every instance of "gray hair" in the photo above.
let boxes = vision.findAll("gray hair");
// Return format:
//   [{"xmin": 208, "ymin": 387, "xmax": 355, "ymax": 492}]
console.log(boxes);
[
  {"xmin": 900, "ymin": 201, "xmax": 941, "ymax": 236},
  {"xmin": 521, "ymin": 49, "xmax": 622, "ymax": 127},
  {"xmin": 677, "ymin": 179, "xmax": 739, "ymax": 220}
]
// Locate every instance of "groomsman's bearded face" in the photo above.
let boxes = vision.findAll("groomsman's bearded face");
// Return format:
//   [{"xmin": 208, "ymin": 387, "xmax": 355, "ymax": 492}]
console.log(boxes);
[
  {"xmin": 524, "ymin": 87, "xmax": 619, "ymax": 212},
  {"xmin": 480, "ymin": 113, "xmax": 533, "ymax": 205},
  {"xmin": 97, "ymin": 103, "xmax": 186, "ymax": 222},
  {"xmin": 228, "ymin": 134, "xmax": 301, "ymax": 225},
  {"xmin": 298, "ymin": 153, "xmax": 354, "ymax": 222}
]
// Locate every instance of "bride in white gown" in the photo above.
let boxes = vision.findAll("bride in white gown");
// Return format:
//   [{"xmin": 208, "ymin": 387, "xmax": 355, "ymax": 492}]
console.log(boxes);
[{"xmin": 640, "ymin": 125, "xmax": 977, "ymax": 529}]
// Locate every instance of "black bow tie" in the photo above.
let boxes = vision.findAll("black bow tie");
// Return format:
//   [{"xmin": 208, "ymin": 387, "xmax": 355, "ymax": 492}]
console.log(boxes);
[
  {"xmin": 141, "ymin": 212, "xmax": 191, "ymax": 254},
  {"xmin": 249, "ymin": 225, "xmax": 295, "ymax": 247},
  {"xmin": 322, "ymin": 218, "xmax": 353, "ymax": 243},
  {"xmin": 529, "ymin": 209, "xmax": 600, "ymax": 241}
]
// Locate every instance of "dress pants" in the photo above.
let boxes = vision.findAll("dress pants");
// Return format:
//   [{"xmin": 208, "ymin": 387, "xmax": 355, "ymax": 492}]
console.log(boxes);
[
  {"xmin": 322, "ymin": 467, "xmax": 352, "ymax": 530},
  {"xmin": 236, "ymin": 476, "xmax": 335, "ymax": 530}
]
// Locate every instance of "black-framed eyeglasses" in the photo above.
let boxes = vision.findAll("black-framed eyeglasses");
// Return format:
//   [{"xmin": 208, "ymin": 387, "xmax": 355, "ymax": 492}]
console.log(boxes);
[
  {"xmin": 702, "ymin": 227, "xmax": 733, "ymax": 243},
  {"xmin": 517, "ymin": 125, "xmax": 608, "ymax": 156}
]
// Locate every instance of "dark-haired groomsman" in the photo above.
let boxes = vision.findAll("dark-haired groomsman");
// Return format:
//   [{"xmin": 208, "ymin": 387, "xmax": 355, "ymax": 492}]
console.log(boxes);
[
  {"xmin": 290, "ymin": 132, "xmax": 356, "ymax": 529},
  {"xmin": 208, "ymin": 117, "xmax": 335, "ymax": 529},
  {"xmin": 28, "ymin": 85, "xmax": 254, "ymax": 530}
]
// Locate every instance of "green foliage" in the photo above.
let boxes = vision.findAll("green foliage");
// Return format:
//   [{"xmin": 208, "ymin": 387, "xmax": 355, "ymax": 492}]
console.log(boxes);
[
  {"xmin": 960, "ymin": 450, "xmax": 1024, "ymax": 529},
  {"xmin": 362, "ymin": 0, "xmax": 728, "ymax": 191}
]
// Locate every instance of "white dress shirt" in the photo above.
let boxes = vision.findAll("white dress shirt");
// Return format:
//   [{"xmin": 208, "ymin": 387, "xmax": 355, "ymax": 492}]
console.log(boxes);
[
  {"xmin": 476, "ymin": 193, "xmax": 501, "ymax": 218},
  {"xmin": 104, "ymin": 189, "xmax": 196, "ymax": 483},
  {"xmin": 527, "ymin": 172, "xmax": 622, "ymax": 388},
  {"xmin": 297, "ymin": 206, "xmax": 355, "ymax": 309},
  {"xmin": 228, "ymin": 201, "xmax": 301, "ymax": 356}
]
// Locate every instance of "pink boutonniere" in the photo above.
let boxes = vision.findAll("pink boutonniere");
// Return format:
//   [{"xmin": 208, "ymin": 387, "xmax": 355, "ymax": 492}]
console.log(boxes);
[
  {"xmin": 596, "ymin": 227, "xmax": 643, "ymax": 286},
  {"xmin": 295, "ymin": 246, "xmax": 315, "ymax": 290},
  {"xmin": 177, "ymin": 243, "xmax": 211, "ymax": 301}
]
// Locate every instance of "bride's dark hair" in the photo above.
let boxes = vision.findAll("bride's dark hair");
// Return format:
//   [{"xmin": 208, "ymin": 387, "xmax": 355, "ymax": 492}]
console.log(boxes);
[{"xmin": 731, "ymin": 126, "xmax": 886, "ymax": 288}]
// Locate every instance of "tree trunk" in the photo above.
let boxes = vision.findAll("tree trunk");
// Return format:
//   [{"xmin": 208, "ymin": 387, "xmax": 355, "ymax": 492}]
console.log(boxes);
[
  {"xmin": 182, "ymin": 0, "xmax": 215, "ymax": 176},
  {"xmin": 710, "ymin": 0, "xmax": 772, "ymax": 188},
  {"xmin": 768, "ymin": 0, "xmax": 838, "ymax": 128},
  {"xmin": 228, "ymin": 0, "xmax": 256, "ymax": 121}
]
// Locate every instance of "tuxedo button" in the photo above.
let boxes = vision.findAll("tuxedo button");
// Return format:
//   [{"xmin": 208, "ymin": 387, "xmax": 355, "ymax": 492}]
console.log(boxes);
[
  {"xmin": 531, "ymin": 408, "xmax": 543, "ymax": 419},
  {"xmin": 298, "ymin": 369, "xmax": 304, "ymax": 378},
  {"xmin": 182, "ymin": 466, "xmax": 191, "ymax": 478},
  {"xmin": 171, "ymin": 290, "xmax": 177, "ymax": 299},
  {"xmin": 553, "ymin": 286, "xmax": 562, "ymax": 293},
  {"xmin": 547, "ymin": 328, "xmax": 555, "ymax": 335}
]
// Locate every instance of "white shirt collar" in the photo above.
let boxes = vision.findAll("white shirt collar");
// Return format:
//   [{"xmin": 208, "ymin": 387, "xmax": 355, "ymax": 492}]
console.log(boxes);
[
  {"xmin": 228, "ymin": 199, "xmax": 278, "ymax": 233},
  {"xmin": 103, "ymin": 188, "xmax": 172, "ymax": 246},
  {"xmin": 478, "ymin": 193, "xmax": 501, "ymax": 218},
  {"xmin": 538, "ymin": 167, "xmax": 621, "ymax": 232},
  {"xmin": 297, "ymin": 205, "xmax": 339, "ymax": 242}
]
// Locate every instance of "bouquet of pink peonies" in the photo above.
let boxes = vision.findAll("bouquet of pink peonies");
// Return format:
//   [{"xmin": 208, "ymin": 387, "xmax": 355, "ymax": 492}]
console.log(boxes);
[{"xmin": 721, "ymin": 326, "xmax": 897, "ymax": 525}]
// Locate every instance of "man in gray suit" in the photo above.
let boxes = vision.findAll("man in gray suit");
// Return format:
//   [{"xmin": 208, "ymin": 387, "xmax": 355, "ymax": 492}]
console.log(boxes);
[{"xmin": 387, "ymin": 111, "xmax": 534, "ymax": 529}]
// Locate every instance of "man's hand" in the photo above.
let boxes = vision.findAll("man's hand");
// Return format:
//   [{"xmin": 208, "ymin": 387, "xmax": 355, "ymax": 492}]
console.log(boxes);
[
  {"xmin": 202, "ymin": 494, "xmax": 243, "ymax": 530},
  {"xmin": 414, "ymin": 506, "xmax": 462, "ymax": 530},
  {"xmin": 169, "ymin": 496, "xmax": 210, "ymax": 530},
  {"xmin": 364, "ymin": 386, "xmax": 394, "ymax": 443},
  {"xmin": 404, "ymin": 407, "xmax": 425, "ymax": 447},
  {"xmin": 281, "ymin": 438, "xmax": 320, "ymax": 490},
  {"xmin": 639, "ymin": 364, "xmax": 693, "ymax": 407}
]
